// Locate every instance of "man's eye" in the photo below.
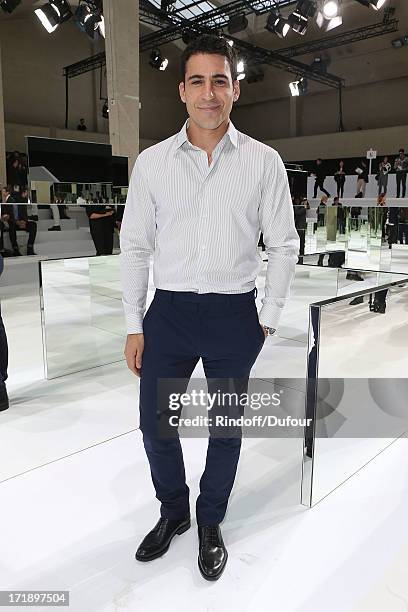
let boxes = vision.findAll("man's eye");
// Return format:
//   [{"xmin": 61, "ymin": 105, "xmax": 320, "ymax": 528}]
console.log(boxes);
[
  {"xmin": 191, "ymin": 81, "xmax": 202, "ymax": 85},
  {"xmin": 215, "ymin": 80, "xmax": 226, "ymax": 85}
]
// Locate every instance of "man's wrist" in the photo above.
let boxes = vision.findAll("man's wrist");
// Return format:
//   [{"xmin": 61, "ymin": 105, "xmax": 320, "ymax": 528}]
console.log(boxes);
[{"xmin": 261, "ymin": 324, "xmax": 276, "ymax": 336}]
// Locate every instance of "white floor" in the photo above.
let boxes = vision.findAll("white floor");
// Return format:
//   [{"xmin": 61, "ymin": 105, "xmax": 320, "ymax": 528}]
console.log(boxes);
[
  {"xmin": 1, "ymin": 425, "xmax": 408, "ymax": 612},
  {"xmin": 1, "ymin": 258, "xmax": 408, "ymax": 611}
]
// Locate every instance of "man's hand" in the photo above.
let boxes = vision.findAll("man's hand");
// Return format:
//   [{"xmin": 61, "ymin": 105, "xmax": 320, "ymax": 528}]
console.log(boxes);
[
  {"xmin": 124, "ymin": 333, "xmax": 144, "ymax": 377},
  {"xmin": 1, "ymin": 214, "xmax": 10, "ymax": 221},
  {"xmin": 260, "ymin": 323, "xmax": 268, "ymax": 339}
]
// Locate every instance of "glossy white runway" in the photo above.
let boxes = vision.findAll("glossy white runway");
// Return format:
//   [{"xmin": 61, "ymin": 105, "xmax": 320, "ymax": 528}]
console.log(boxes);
[{"xmin": 1, "ymin": 258, "xmax": 408, "ymax": 611}]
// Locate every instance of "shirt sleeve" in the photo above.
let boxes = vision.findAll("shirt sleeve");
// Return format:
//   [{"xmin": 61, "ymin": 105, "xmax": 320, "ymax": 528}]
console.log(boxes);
[
  {"xmin": 258, "ymin": 150, "xmax": 300, "ymax": 330},
  {"xmin": 119, "ymin": 155, "xmax": 156, "ymax": 334}
]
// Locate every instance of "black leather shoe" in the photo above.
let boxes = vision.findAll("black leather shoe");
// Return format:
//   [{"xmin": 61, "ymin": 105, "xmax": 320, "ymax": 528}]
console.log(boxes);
[
  {"xmin": 135, "ymin": 515, "xmax": 190, "ymax": 562},
  {"xmin": 198, "ymin": 524, "xmax": 228, "ymax": 581},
  {"xmin": 13, "ymin": 248, "xmax": 22, "ymax": 257},
  {"xmin": 27, "ymin": 246, "xmax": 36, "ymax": 256},
  {"xmin": 48, "ymin": 225, "xmax": 61, "ymax": 231},
  {"xmin": 0, "ymin": 385, "xmax": 9, "ymax": 412}
]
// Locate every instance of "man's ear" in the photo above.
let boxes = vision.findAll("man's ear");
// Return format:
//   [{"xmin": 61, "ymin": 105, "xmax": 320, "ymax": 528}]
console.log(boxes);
[
  {"xmin": 232, "ymin": 80, "xmax": 240, "ymax": 103},
  {"xmin": 179, "ymin": 81, "xmax": 186, "ymax": 103}
]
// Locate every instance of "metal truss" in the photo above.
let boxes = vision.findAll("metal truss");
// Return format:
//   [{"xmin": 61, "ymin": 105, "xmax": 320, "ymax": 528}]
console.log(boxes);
[{"xmin": 276, "ymin": 18, "xmax": 399, "ymax": 58}]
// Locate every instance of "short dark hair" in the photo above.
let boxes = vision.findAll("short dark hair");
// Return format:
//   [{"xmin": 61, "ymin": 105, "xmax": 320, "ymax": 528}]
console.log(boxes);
[
  {"xmin": 180, "ymin": 34, "xmax": 238, "ymax": 82},
  {"xmin": 399, "ymin": 148, "xmax": 405, "ymax": 153}
]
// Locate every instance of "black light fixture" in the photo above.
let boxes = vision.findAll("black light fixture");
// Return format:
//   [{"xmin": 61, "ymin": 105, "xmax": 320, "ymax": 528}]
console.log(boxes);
[
  {"xmin": 161, "ymin": 0, "xmax": 175, "ymax": 11},
  {"xmin": 354, "ymin": 0, "xmax": 388, "ymax": 9},
  {"xmin": 35, "ymin": 0, "xmax": 72, "ymax": 33},
  {"xmin": 265, "ymin": 9, "xmax": 290, "ymax": 38},
  {"xmin": 227, "ymin": 14, "xmax": 248, "ymax": 35},
  {"xmin": 0, "ymin": 0, "xmax": 21, "ymax": 14},
  {"xmin": 288, "ymin": 0, "xmax": 317, "ymax": 35},
  {"xmin": 289, "ymin": 76, "xmax": 308, "ymax": 96},
  {"xmin": 316, "ymin": 1, "xmax": 342, "ymax": 32},
  {"xmin": 149, "ymin": 48, "xmax": 168, "ymax": 71},
  {"xmin": 102, "ymin": 99, "xmax": 109, "ymax": 119},
  {"xmin": 74, "ymin": 1, "xmax": 103, "ymax": 38},
  {"xmin": 310, "ymin": 56, "xmax": 329, "ymax": 73},
  {"xmin": 298, "ymin": 77, "xmax": 308, "ymax": 95},
  {"xmin": 237, "ymin": 59, "xmax": 246, "ymax": 81}
]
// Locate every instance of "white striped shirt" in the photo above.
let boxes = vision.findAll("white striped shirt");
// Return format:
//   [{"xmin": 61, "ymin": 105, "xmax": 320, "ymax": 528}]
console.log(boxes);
[{"xmin": 119, "ymin": 119, "xmax": 300, "ymax": 334}]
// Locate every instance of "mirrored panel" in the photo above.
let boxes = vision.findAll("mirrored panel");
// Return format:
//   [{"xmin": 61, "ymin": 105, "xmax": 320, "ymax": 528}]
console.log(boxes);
[
  {"xmin": 302, "ymin": 276, "xmax": 408, "ymax": 506},
  {"xmin": 40, "ymin": 255, "xmax": 126, "ymax": 379}
]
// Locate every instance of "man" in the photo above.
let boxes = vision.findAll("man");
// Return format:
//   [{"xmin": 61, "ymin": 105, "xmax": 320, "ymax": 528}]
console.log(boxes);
[
  {"xmin": 0, "ymin": 253, "xmax": 9, "ymax": 412},
  {"xmin": 120, "ymin": 35, "xmax": 299, "ymax": 581},
  {"xmin": 1, "ymin": 186, "xmax": 37, "ymax": 256},
  {"xmin": 394, "ymin": 148, "xmax": 408, "ymax": 198},
  {"xmin": 312, "ymin": 158, "xmax": 330, "ymax": 199},
  {"xmin": 333, "ymin": 196, "xmax": 346, "ymax": 234},
  {"xmin": 77, "ymin": 118, "xmax": 87, "ymax": 131}
]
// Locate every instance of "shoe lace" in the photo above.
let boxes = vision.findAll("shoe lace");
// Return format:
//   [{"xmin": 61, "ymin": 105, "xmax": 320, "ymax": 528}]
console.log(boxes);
[
  {"xmin": 154, "ymin": 518, "xmax": 170, "ymax": 537},
  {"xmin": 202, "ymin": 526, "xmax": 220, "ymax": 545}
]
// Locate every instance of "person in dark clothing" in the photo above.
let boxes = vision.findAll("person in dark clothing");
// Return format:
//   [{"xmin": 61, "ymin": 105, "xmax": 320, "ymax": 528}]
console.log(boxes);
[
  {"xmin": 85, "ymin": 201, "xmax": 116, "ymax": 255},
  {"xmin": 386, "ymin": 206, "xmax": 399, "ymax": 248},
  {"xmin": 334, "ymin": 160, "xmax": 346, "ymax": 198},
  {"xmin": 333, "ymin": 196, "xmax": 346, "ymax": 234},
  {"xmin": 293, "ymin": 197, "xmax": 309, "ymax": 263},
  {"xmin": 1, "ymin": 186, "xmax": 37, "ymax": 256},
  {"xmin": 356, "ymin": 160, "xmax": 369, "ymax": 197},
  {"xmin": 312, "ymin": 158, "xmax": 330, "ymax": 198},
  {"xmin": 77, "ymin": 118, "xmax": 87, "ymax": 131},
  {"xmin": 0, "ymin": 254, "xmax": 9, "ymax": 411},
  {"xmin": 394, "ymin": 149, "xmax": 408, "ymax": 198},
  {"xmin": 398, "ymin": 207, "xmax": 408, "ymax": 244},
  {"xmin": 7, "ymin": 158, "xmax": 24, "ymax": 189},
  {"xmin": 115, "ymin": 204, "xmax": 125, "ymax": 231}
]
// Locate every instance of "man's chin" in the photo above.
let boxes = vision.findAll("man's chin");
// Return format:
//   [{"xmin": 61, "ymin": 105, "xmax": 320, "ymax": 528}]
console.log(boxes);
[{"xmin": 190, "ymin": 115, "xmax": 225, "ymax": 131}]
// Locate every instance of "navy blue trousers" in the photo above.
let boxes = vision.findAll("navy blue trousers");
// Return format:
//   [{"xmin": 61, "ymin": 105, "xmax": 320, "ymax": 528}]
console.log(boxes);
[
  {"xmin": 139, "ymin": 288, "xmax": 265, "ymax": 527},
  {"xmin": 0, "ymin": 304, "xmax": 8, "ymax": 387}
]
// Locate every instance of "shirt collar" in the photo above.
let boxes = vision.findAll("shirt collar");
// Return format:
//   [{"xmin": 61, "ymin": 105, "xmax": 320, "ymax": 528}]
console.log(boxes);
[{"xmin": 173, "ymin": 118, "xmax": 238, "ymax": 154}]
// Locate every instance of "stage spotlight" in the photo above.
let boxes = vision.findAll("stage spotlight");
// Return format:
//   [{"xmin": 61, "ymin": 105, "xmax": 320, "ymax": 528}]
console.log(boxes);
[
  {"xmin": 288, "ymin": 1, "xmax": 317, "ymax": 35},
  {"xmin": 237, "ymin": 59, "xmax": 246, "ymax": 80},
  {"xmin": 354, "ymin": 0, "xmax": 388, "ymax": 9},
  {"xmin": 75, "ymin": 1, "xmax": 103, "ymax": 38},
  {"xmin": 289, "ymin": 80, "xmax": 300, "ymax": 96},
  {"xmin": 102, "ymin": 100, "xmax": 109, "ymax": 119},
  {"xmin": 298, "ymin": 76, "xmax": 308, "ymax": 94},
  {"xmin": 227, "ymin": 14, "xmax": 248, "ymax": 35},
  {"xmin": 35, "ymin": 0, "xmax": 72, "ymax": 33},
  {"xmin": 288, "ymin": 11, "xmax": 308, "ymax": 35},
  {"xmin": 149, "ymin": 49, "xmax": 168, "ymax": 71},
  {"xmin": 322, "ymin": 0, "xmax": 338, "ymax": 18},
  {"xmin": 317, "ymin": 9, "xmax": 342, "ymax": 31},
  {"xmin": 98, "ymin": 14, "xmax": 105, "ymax": 38},
  {"xmin": 0, "ymin": 0, "xmax": 21, "ymax": 14},
  {"xmin": 289, "ymin": 77, "xmax": 308, "ymax": 96},
  {"xmin": 310, "ymin": 56, "xmax": 329, "ymax": 73},
  {"xmin": 391, "ymin": 37, "xmax": 403, "ymax": 48},
  {"xmin": 265, "ymin": 9, "xmax": 290, "ymax": 38}
]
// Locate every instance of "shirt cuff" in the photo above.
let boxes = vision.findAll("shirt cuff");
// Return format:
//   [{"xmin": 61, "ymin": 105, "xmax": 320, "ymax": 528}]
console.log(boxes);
[
  {"xmin": 258, "ymin": 302, "xmax": 284, "ymax": 331},
  {"xmin": 123, "ymin": 307, "xmax": 144, "ymax": 335}
]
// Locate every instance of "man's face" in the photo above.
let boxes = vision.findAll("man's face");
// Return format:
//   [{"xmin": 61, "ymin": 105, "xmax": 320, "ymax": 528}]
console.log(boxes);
[{"xmin": 179, "ymin": 53, "xmax": 240, "ymax": 131}]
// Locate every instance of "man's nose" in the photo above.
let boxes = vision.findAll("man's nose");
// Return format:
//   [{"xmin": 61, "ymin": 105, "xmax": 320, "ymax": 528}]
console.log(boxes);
[{"xmin": 202, "ymin": 82, "xmax": 215, "ymax": 98}]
